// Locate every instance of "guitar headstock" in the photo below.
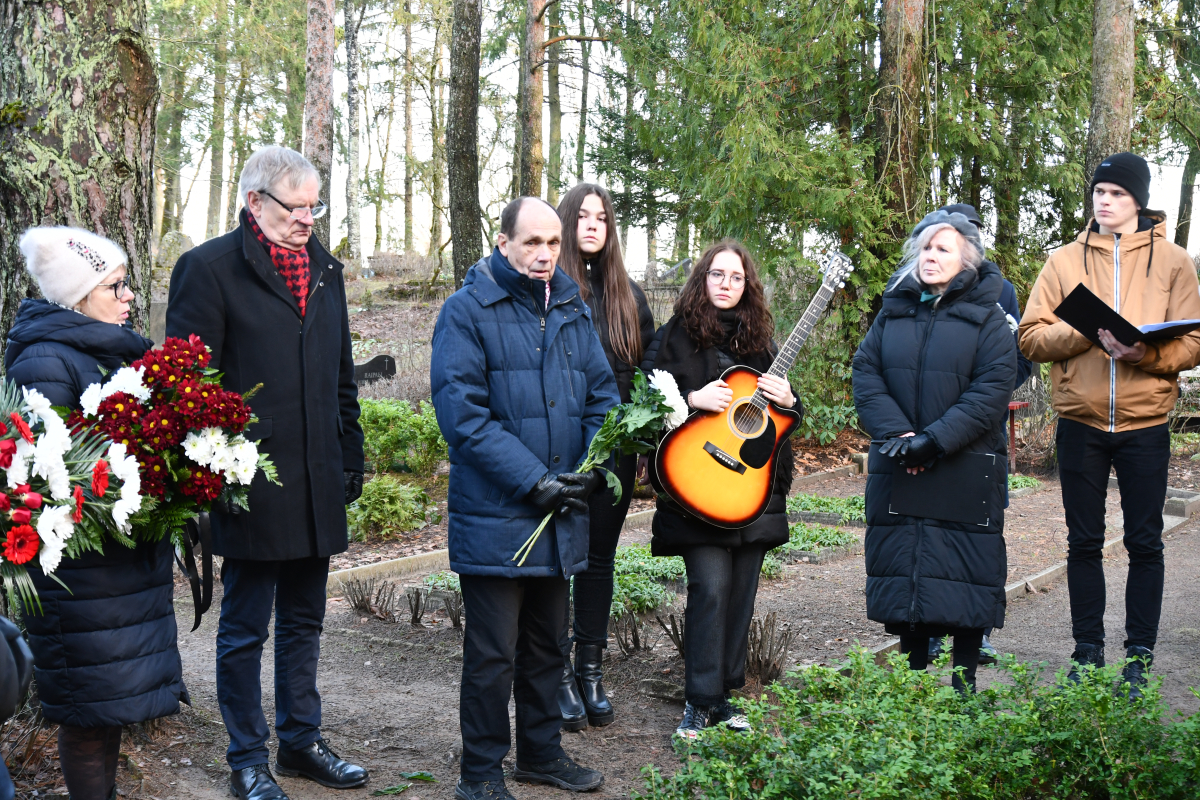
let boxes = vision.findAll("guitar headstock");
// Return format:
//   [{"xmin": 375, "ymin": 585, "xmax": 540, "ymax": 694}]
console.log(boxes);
[{"xmin": 820, "ymin": 252, "xmax": 854, "ymax": 290}]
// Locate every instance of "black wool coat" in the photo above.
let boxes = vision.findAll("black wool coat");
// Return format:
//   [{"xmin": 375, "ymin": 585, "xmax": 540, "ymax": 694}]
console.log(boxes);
[
  {"xmin": 852, "ymin": 260, "xmax": 1017, "ymax": 633},
  {"xmin": 640, "ymin": 316, "xmax": 795, "ymax": 556},
  {"xmin": 166, "ymin": 212, "xmax": 364, "ymax": 561},
  {"xmin": 4, "ymin": 301, "xmax": 186, "ymax": 727}
]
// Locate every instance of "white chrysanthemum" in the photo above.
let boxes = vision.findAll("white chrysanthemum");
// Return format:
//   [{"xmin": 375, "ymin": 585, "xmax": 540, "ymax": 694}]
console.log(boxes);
[
  {"xmin": 182, "ymin": 431, "xmax": 214, "ymax": 465},
  {"xmin": 6, "ymin": 438, "xmax": 33, "ymax": 489},
  {"xmin": 36, "ymin": 505, "xmax": 75, "ymax": 574},
  {"xmin": 102, "ymin": 366, "xmax": 151, "ymax": 403},
  {"xmin": 21, "ymin": 387, "xmax": 54, "ymax": 424},
  {"xmin": 227, "ymin": 439, "xmax": 259, "ymax": 485},
  {"xmin": 80, "ymin": 383, "xmax": 103, "ymax": 417},
  {"xmin": 106, "ymin": 442, "xmax": 143, "ymax": 532},
  {"xmin": 208, "ymin": 444, "xmax": 236, "ymax": 474},
  {"xmin": 649, "ymin": 370, "xmax": 689, "ymax": 430}
]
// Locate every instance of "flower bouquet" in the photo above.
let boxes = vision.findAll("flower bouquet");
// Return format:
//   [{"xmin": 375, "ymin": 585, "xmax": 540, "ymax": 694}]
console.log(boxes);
[
  {"xmin": 0, "ymin": 383, "xmax": 140, "ymax": 608},
  {"xmin": 71, "ymin": 335, "xmax": 278, "ymax": 545},
  {"xmin": 511, "ymin": 369, "xmax": 687, "ymax": 566}
]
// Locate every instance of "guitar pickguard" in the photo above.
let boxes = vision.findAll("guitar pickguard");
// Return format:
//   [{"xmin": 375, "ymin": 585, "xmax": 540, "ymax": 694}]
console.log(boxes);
[{"xmin": 738, "ymin": 416, "xmax": 776, "ymax": 469}]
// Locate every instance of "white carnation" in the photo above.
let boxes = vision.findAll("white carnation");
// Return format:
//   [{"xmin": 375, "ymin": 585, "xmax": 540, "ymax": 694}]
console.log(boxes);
[
  {"xmin": 649, "ymin": 370, "xmax": 689, "ymax": 430},
  {"xmin": 35, "ymin": 505, "xmax": 75, "ymax": 574},
  {"xmin": 30, "ymin": 412, "xmax": 73, "ymax": 501},
  {"xmin": 6, "ymin": 439, "xmax": 33, "ymax": 489},
  {"xmin": 79, "ymin": 383, "xmax": 103, "ymax": 417},
  {"xmin": 21, "ymin": 387, "xmax": 54, "ymax": 424},
  {"xmin": 106, "ymin": 441, "xmax": 143, "ymax": 532},
  {"xmin": 102, "ymin": 366, "xmax": 151, "ymax": 403}
]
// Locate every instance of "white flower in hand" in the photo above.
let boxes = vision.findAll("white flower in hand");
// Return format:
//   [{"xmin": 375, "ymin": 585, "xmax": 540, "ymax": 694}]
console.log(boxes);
[{"xmin": 649, "ymin": 370, "xmax": 689, "ymax": 430}]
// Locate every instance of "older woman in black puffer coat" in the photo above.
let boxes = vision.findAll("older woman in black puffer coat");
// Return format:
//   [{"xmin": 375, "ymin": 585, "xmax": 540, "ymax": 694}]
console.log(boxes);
[
  {"xmin": 852, "ymin": 210, "xmax": 1017, "ymax": 693},
  {"xmin": 6, "ymin": 227, "xmax": 186, "ymax": 800}
]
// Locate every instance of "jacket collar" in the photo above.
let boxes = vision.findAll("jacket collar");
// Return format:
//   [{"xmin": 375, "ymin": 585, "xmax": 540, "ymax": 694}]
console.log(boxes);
[
  {"xmin": 238, "ymin": 209, "xmax": 343, "ymax": 317},
  {"xmin": 882, "ymin": 258, "xmax": 1003, "ymax": 317},
  {"xmin": 464, "ymin": 247, "xmax": 580, "ymax": 309},
  {"xmin": 1078, "ymin": 214, "xmax": 1164, "ymax": 254}
]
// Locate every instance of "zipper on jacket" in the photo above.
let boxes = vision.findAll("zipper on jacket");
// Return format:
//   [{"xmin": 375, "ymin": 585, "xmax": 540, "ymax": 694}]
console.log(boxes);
[
  {"xmin": 907, "ymin": 306, "xmax": 936, "ymax": 630},
  {"xmin": 913, "ymin": 307, "xmax": 937, "ymax": 434},
  {"xmin": 909, "ymin": 519, "xmax": 925, "ymax": 629},
  {"xmin": 1110, "ymin": 236, "xmax": 1120, "ymax": 432}
]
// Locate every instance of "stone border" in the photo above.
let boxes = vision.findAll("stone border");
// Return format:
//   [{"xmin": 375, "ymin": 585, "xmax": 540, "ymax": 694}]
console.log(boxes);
[
  {"xmin": 327, "ymin": 549, "xmax": 449, "ymax": 597},
  {"xmin": 780, "ymin": 541, "xmax": 865, "ymax": 565}
]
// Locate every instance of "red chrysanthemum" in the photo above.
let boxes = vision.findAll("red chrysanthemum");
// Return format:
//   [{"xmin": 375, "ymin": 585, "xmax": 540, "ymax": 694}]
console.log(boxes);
[
  {"xmin": 72, "ymin": 485, "xmax": 84, "ymax": 523},
  {"xmin": 97, "ymin": 392, "xmax": 145, "ymax": 431},
  {"xmin": 137, "ymin": 455, "xmax": 169, "ymax": 500},
  {"xmin": 173, "ymin": 380, "xmax": 207, "ymax": 417},
  {"xmin": 141, "ymin": 407, "xmax": 186, "ymax": 447},
  {"xmin": 136, "ymin": 350, "xmax": 185, "ymax": 390},
  {"xmin": 187, "ymin": 334, "xmax": 212, "ymax": 368},
  {"xmin": 91, "ymin": 460, "xmax": 110, "ymax": 497},
  {"xmin": 65, "ymin": 409, "xmax": 95, "ymax": 435},
  {"xmin": 180, "ymin": 466, "xmax": 223, "ymax": 503},
  {"xmin": 8, "ymin": 414, "xmax": 32, "ymax": 444},
  {"xmin": 3, "ymin": 524, "xmax": 38, "ymax": 565}
]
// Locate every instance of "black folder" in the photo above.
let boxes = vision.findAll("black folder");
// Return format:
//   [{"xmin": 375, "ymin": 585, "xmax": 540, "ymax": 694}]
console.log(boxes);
[
  {"xmin": 889, "ymin": 450, "xmax": 998, "ymax": 526},
  {"xmin": 1053, "ymin": 283, "xmax": 1200, "ymax": 348}
]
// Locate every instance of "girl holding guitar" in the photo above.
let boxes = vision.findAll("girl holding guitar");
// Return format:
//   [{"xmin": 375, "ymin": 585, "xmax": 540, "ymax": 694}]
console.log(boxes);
[
  {"xmin": 554, "ymin": 184, "xmax": 656, "ymax": 731},
  {"xmin": 640, "ymin": 240, "xmax": 800, "ymax": 739}
]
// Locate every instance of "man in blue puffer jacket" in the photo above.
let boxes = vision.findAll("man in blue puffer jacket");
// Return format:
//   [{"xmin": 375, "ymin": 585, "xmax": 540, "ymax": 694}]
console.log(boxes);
[{"xmin": 431, "ymin": 197, "xmax": 619, "ymax": 800}]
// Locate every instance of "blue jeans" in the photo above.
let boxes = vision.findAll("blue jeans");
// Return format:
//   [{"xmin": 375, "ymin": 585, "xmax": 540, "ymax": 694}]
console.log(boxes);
[{"xmin": 216, "ymin": 556, "xmax": 329, "ymax": 770}]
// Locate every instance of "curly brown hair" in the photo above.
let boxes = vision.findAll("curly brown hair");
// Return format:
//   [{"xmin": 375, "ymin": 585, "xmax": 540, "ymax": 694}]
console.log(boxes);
[{"xmin": 674, "ymin": 239, "xmax": 774, "ymax": 356}]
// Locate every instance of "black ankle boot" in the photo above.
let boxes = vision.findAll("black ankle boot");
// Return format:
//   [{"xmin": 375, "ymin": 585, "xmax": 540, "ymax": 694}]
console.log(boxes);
[
  {"xmin": 575, "ymin": 643, "xmax": 614, "ymax": 727},
  {"xmin": 1067, "ymin": 642, "xmax": 1105, "ymax": 684},
  {"xmin": 1121, "ymin": 645, "xmax": 1153, "ymax": 700},
  {"xmin": 557, "ymin": 661, "xmax": 588, "ymax": 732}
]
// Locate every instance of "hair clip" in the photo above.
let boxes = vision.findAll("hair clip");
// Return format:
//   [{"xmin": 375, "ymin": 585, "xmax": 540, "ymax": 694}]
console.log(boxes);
[{"xmin": 65, "ymin": 239, "xmax": 109, "ymax": 273}]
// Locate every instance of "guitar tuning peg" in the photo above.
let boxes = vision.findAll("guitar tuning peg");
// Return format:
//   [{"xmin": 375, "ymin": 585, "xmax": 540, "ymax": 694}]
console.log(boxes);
[{"xmin": 838, "ymin": 282, "xmax": 844, "ymax": 287}]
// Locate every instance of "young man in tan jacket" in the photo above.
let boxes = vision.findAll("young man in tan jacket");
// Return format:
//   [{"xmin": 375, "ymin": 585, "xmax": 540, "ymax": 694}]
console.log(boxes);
[{"xmin": 1019, "ymin": 152, "xmax": 1200, "ymax": 696}]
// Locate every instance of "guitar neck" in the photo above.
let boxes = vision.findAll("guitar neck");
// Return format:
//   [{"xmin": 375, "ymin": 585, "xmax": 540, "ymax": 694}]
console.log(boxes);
[{"xmin": 766, "ymin": 282, "xmax": 837, "ymax": 381}]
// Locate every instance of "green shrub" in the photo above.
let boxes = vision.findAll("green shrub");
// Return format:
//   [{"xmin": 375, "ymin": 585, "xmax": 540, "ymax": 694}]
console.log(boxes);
[
  {"xmin": 786, "ymin": 493, "xmax": 866, "ymax": 523},
  {"xmin": 614, "ymin": 543, "xmax": 686, "ymax": 583},
  {"xmin": 759, "ymin": 553, "xmax": 783, "ymax": 579},
  {"xmin": 347, "ymin": 476, "xmax": 436, "ymax": 539},
  {"xmin": 359, "ymin": 398, "xmax": 447, "ymax": 475},
  {"xmin": 637, "ymin": 649, "xmax": 1200, "ymax": 800},
  {"xmin": 611, "ymin": 572, "xmax": 673, "ymax": 617},
  {"xmin": 1008, "ymin": 474, "xmax": 1042, "ymax": 490},
  {"xmin": 796, "ymin": 400, "xmax": 859, "ymax": 445},
  {"xmin": 423, "ymin": 570, "xmax": 460, "ymax": 592},
  {"xmin": 781, "ymin": 522, "xmax": 857, "ymax": 554}
]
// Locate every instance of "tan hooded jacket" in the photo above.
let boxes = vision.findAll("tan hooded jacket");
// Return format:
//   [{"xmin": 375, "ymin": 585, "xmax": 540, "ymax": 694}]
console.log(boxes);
[{"xmin": 1019, "ymin": 216, "xmax": 1200, "ymax": 432}]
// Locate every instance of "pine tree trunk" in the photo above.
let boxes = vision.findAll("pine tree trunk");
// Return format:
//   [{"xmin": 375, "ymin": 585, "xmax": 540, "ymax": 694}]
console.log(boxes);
[
  {"xmin": 1083, "ymin": 0, "xmax": 1134, "ymax": 220},
  {"xmin": 404, "ymin": 0, "xmax": 414, "ymax": 253},
  {"xmin": 620, "ymin": 0, "xmax": 632, "ymax": 249},
  {"xmin": 994, "ymin": 108, "xmax": 1024, "ymax": 270},
  {"xmin": 519, "ymin": 0, "xmax": 546, "ymax": 196},
  {"xmin": 875, "ymin": 0, "xmax": 925, "ymax": 226},
  {"xmin": 225, "ymin": 69, "xmax": 249, "ymax": 233},
  {"xmin": 1176, "ymin": 146, "xmax": 1200, "ymax": 248},
  {"xmin": 646, "ymin": 200, "xmax": 657, "ymax": 279},
  {"xmin": 511, "ymin": 27, "xmax": 525, "ymax": 199},
  {"xmin": 345, "ymin": 0, "xmax": 364, "ymax": 272},
  {"xmin": 429, "ymin": 27, "xmax": 445, "ymax": 259},
  {"xmin": 673, "ymin": 204, "xmax": 689, "ymax": 263},
  {"xmin": 206, "ymin": 0, "xmax": 228, "ymax": 241},
  {"xmin": 546, "ymin": 0, "xmax": 562, "ymax": 204},
  {"xmin": 576, "ymin": 6, "xmax": 590, "ymax": 182},
  {"xmin": 304, "ymin": 0, "xmax": 336, "ymax": 245},
  {"xmin": 449, "ymin": 0, "xmax": 482, "ymax": 287},
  {"xmin": 0, "ymin": 0, "xmax": 158, "ymax": 340}
]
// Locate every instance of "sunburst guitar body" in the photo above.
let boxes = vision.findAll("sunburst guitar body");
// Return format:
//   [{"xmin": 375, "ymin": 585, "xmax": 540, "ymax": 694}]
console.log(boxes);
[{"xmin": 652, "ymin": 251, "xmax": 854, "ymax": 529}]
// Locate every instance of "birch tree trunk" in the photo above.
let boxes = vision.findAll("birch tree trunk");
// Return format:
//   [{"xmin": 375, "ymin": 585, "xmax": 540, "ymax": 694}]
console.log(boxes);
[
  {"xmin": 0, "ymin": 0, "xmax": 158, "ymax": 340},
  {"xmin": 546, "ymin": 0, "xmax": 562, "ymax": 204},
  {"xmin": 304, "ymin": 0, "xmax": 336, "ymax": 245},
  {"xmin": 206, "ymin": 0, "xmax": 228, "ymax": 241},
  {"xmin": 449, "ymin": 0, "xmax": 482, "ymax": 287},
  {"xmin": 375, "ymin": 58, "xmax": 398, "ymax": 253},
  {"xmin": 428, "ymin": 26, "xmax": 445, "ymax": 260},
  {"xmin": 875, "ymin": 0, "xmax": 925, "ymax": 226},
  {"xmin": 344, "ymin": 0, "xmax": 365, "ymax": 272},
  {"xmin": 518, "ymin": 0, "xmax": 546, "ymax": 196},
  {"xmin": 1083, "ymin": 0, "xmax": 1134, "ymax": 220},
  {"xmin": 1176, "ymin": 146, "xmax": 1200, "ymax": 248},
  {"xmin": 404, "ymin": 0, "xmax": 414, "ymax": 253}
]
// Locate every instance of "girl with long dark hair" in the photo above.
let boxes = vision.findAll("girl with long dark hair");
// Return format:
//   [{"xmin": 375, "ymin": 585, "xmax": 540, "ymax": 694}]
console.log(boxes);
[
  {"xmin": 640, "ymin": 240, "xmax": 798, "ymax": 739},
  {"xmin": 554, "ymin": 184, "xmax": 655, "ymax": 730}
]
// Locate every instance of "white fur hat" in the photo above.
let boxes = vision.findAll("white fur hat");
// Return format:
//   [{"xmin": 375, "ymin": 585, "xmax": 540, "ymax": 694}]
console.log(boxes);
[{"xmin": 18, "ymin": 227, "xmax": 126, "ymax": 308}]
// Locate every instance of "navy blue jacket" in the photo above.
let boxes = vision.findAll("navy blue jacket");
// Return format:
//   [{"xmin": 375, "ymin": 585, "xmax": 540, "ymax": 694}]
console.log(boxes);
[
  {"xmin": 853, "ymin": 260, "xmax": 1017, "ymax": 632},
  {"xmin": 998, "ymin": 274, "xmax": 1033, "ymax": 389},
  {"xmin": 431, "ymin": 249, "xmax": 619, "ymax": 578},
  {"xmin": 4, "ymin": 300, "xmax": 186, "ymax": 727}
]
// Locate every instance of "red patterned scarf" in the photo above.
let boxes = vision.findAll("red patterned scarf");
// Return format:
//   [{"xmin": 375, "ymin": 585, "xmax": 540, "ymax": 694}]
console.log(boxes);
[{"xmin": 247, "ymin": 212, "xmax": 311, "ymax": 316}]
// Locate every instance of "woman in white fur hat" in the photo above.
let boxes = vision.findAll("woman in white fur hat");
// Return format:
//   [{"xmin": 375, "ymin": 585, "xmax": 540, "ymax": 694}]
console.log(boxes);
[{"xmin": 5, "ymin": 227, "xmax": 186, "ymax": 800}]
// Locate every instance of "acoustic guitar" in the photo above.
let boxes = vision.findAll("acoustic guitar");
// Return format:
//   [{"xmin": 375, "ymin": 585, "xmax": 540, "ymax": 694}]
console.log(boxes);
[{"xmin": 653, "ymin": 252, "xmax": 853, "ymax": 528}]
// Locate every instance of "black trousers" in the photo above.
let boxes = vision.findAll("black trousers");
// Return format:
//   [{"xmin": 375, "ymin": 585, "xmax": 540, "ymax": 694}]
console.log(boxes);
[
  {"xmin": 902, "ymin": 629, "xmax": 984, "ymax": 692},
  {"xmin": 216, "ymin": 556, "xmax": 329, "ymax": 770},
  {"xmin": 1057, "ymin": 419, "xmax": 1168, "ymax": 650},
  {"xmin": 560, "ymin": 453, "xmax": 637, "ymax": 655},
  {"xmin": 459, "ymin": 574, "xmax": 570, "ymax": 782},
  {"xmin": 679, "ymin": 544, "xmax": 766, "ymax": 707}
]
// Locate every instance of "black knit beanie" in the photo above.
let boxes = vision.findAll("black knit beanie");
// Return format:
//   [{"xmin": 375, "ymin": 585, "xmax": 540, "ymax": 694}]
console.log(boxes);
[{"xmin": 1090, "ymin": 152, "xmax": 1150, "ymax": 210}]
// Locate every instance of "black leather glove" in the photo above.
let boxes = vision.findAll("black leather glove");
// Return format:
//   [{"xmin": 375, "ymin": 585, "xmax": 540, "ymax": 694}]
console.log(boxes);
[
  {"xmin": 344, "ymin": 470, "xmax": 364, "ymax": 505},
  {"xmin": 897, "ymin": 432, "xmax": 940, "ymax": 468},
  {"xmin": 559, "ymin": 470, "xmax": 603, "ymax": 500},
  {"xmin": 528, "ymin": 473, "xmax": 590, "ymax": 515},
  {"xmin": 878, "ymin": 437, "xmax": 909, "ymax": 459}
]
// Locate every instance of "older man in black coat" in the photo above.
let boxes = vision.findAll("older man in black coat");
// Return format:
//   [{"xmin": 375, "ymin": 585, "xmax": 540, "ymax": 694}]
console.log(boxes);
[{"xmin": 167, "ymin": 146, "xmax": 366, "ymax": 800}]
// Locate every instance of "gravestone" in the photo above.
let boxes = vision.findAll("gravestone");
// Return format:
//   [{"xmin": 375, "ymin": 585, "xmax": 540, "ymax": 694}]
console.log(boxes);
[{"xmin": 354, "ymin": 354, "xmax": 397, "ymax": 385}]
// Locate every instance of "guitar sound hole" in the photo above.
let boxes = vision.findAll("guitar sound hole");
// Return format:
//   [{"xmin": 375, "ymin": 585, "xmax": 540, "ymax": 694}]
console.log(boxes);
[{"xmin": 732, "ymin": 404, "xmax": 764, "ymax": 435}]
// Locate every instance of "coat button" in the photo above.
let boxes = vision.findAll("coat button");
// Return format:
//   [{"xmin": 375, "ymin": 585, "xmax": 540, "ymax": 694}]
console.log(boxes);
[
  {"xmin": 549, "ymin": 400, "xmax": 555, "ymax": 407},
  {"xmin": 536, "ymin": 347, "xmax": 540, "ymax": 351},
  {"xmin": 328, "ymin": 264, "xmax": 333, "ymax": 270},
  {"xmin": 553, "ymin": 455, "xmax": 561, "ymax": 463},
  {"xmin": 319, "ymin": 281, "xmax": 324, "ymax": 286}
]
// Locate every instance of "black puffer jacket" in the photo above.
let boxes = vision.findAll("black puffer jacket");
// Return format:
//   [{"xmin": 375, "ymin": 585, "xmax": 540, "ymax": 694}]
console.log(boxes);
[
  {"xmin": 852, "ymin": 260, "xmax": 1017, "ymax": 633},
  {"xmin": 4, "ymin": 300, "xmax": 187, "ymax": 727}
]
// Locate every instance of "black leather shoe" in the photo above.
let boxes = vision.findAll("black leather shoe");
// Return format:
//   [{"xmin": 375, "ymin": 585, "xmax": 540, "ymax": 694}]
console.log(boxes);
[
  {"xmin": 275, "ymin": 738, "xmax": 367, "ymax": 789},
  {"xmin": 979, "ymin": 634, "xmax": 999, "ymax": 665},
  {"xmin": 454, "ymin": 779, "xmax": 516, "ymax": 800},
  {"xmin": 231, "ymin": 764, "xmax": 289, "ymax": 800},
  {"xmin": 1067, "ymin": 642, "xmax": 1105, "ymax": 684},
  {"xmin": 557, "ymin": 662, "xmax": 588, "ymax": 732},
  {"xmin": 928, "ymin": 637, "xmax": 945, "ymax": 661},
  {"xmin": 514, "ymin": 756, "xmax": 603, "ymax": 792},
  {"xmin": 1121, "ymin": 645, "xmax": 1154, "ymax": 700},
  {"xmin": 575, "ymin": 644, "xmax": 614, "ymax": 727}
]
